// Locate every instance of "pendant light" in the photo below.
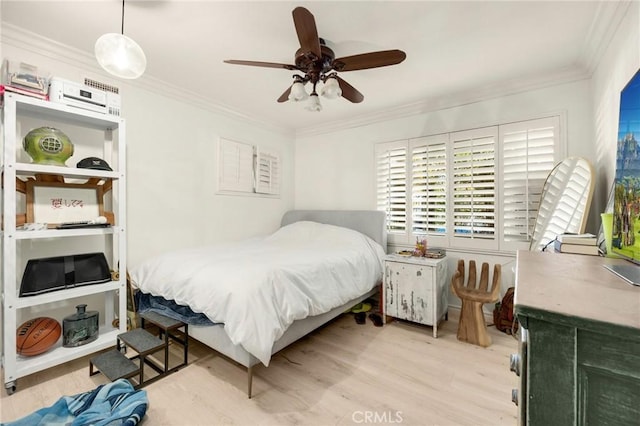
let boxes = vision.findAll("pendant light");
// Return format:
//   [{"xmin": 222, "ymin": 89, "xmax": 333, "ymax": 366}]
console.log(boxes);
[{"xmin": 95, "ymin": 0, "xmax": 146, "ymax": 79}]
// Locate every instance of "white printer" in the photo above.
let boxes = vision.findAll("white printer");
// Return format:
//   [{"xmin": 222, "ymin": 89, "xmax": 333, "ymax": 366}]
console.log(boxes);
[{"xmin": 49, "ymin": 78, "xmax": 120, "ymax": 116}]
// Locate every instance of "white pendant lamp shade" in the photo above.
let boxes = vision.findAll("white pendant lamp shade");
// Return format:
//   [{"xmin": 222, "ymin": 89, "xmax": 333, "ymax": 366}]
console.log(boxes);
[{"xmin": 95, "ymin": 33, "xmax": 146, "ymax": 79}]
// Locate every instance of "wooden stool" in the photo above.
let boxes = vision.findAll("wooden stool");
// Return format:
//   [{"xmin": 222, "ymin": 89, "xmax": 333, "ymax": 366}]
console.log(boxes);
[{"xmin": 451, "ymin": 260, "xmax": 501, "ymax": 347}]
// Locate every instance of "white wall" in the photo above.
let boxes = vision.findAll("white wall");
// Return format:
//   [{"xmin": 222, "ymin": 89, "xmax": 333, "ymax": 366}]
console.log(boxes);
[
  {"xmin": 1, "ymin": 31, "xmax": 296, "ymax": 270},
  {"xmin": 591, "ymin": 1, "xmax": 640, "ymax": 216},
  {"xmin": 294, "ymin": 79, "xmax": 594, "ymax": 308}
]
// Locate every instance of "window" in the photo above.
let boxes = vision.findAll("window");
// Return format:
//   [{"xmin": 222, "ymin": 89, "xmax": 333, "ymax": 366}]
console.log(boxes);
[
  {"xmin": 499, "ymin": 117, "xmax": 559, "ymax": 250},
  {"xmin": 410, "ymin": 134, "xmax": 448, "ymax": 247},
  {"xmin": 376, "ymin": 140, "xmax": 407, "ymax": 235},
  {"xmin": 218, "ymin": 138, "xmax": 254, "ymax": 193},
  {"xmin": 218, "ymin": 138, "xmax": 280, "ymax": 196},
  {"xmin": 375, "ymin": 116, "xmax": 561, "ymax": 251},
  {"xmin": 450, "ymin": 127, "xmax": 498, "ymax": 250},
  {"xmin": 255, "ymin": 149, "xmax": 280, "ymax": 195}
]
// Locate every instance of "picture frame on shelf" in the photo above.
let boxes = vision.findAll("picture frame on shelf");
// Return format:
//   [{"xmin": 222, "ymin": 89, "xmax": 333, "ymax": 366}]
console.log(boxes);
[{"xmin": 26, "ymin": 180, "xmax": 107, "ymax": 228}]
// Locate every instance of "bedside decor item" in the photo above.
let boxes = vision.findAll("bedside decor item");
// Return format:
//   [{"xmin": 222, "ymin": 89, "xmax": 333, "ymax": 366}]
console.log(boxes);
[
  {"xmin": 23, "ymin": 126, "xmax": 74, "ymax": 166},
  {"xmin": 414, "ymin": 237, "xmax": 427, "ymax": 257},
  {"xmin": 16, "ymin": 317, "xmax": 61, "ymax": 356},
  {"xmin": 95, "ymin": 0, "xmax": 146, "ymax": 79},
  {"xmin": 63, "ymin": 304, "xmax": 99, "ymax": 347}
]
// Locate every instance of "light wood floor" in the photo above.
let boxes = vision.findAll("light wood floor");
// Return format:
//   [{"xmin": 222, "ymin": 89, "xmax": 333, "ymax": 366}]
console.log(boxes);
[{"xmin": 1, "ymin": 309, "xmax": 518, "ymax": 425}]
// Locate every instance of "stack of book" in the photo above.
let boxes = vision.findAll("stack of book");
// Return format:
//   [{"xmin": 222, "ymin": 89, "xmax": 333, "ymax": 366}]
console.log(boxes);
[
  {"xmin": 554, "ymin": 233, "xmax": 599, "ymax": 255},
  {"xmin": 1, "ymin": 59, "xmax": 49, "ymax": 100}
]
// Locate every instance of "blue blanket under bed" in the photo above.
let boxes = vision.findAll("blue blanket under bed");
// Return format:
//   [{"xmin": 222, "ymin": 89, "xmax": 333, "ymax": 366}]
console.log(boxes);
[{"xmin": 135, "ymin": 292, "xmax": 215, "ymax": 326}]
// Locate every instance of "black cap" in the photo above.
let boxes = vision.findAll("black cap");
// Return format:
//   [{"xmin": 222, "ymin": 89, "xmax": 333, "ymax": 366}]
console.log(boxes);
[{"xmin": 76, "ymin": 157, "xmax": 112, "ymax": 171}]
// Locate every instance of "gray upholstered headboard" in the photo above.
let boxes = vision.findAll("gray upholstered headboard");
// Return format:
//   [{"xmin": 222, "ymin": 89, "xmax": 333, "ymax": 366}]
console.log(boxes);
[{"xmin": 281, "ymin": 210, "xmax": 387, "ymax": 252}]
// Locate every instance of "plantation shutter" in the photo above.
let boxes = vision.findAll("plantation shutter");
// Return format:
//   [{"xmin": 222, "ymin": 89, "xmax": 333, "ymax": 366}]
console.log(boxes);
[
  {"xmin": 500, "ymin": 117, "xmax": 559, "ymax": 248},
  {"xmin": 218, "ymin": 138, "xmax": 254, "ymax": 193},
  {"xmin": 255, "ymin": 149, "xmax": 280, "ymax": 195},
  {"xmin": 451, "ymin": 127, "xmax": 498, "ymax": 248},
  {"xmin": 376, "ymin": 141, "xmax": 408, "ymax": 237},
  {"xmin": 411, "ymin": 135, "xmax": 447, "ymax": 237}
]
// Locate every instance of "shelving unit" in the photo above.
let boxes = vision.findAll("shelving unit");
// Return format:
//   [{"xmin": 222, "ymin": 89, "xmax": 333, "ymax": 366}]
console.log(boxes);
[{"xmin": 1, "ymin": 92, "xmax": 127, "ymax": 394}]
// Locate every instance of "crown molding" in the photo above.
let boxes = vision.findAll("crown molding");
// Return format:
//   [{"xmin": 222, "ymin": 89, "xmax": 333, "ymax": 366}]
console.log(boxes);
[
  {"xmin": 579, "ymin": 1, "xmax": 633, "ymax": 76},
  {"xmin": 0, "ymin": 24, "xmax": 294, "ymax": 138},
  {"xmin": 295, "ymin": 66, "xmax": 590, "ymax": 138},
  {"xmin": 4, "ymin": 2, "xmax": 618, "ymax": 142}
]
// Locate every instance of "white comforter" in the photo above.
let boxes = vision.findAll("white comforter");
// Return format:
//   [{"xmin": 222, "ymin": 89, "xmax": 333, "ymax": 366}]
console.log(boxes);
[{"xmin": 129, "ymin": 221, "xmax": 385, "ymax": 366}]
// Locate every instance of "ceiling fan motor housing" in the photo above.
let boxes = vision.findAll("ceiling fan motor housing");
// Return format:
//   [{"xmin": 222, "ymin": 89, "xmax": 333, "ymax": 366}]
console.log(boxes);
[{"xmin": 294, "ymin": 44, "xmax": 336, "ymax": 82}]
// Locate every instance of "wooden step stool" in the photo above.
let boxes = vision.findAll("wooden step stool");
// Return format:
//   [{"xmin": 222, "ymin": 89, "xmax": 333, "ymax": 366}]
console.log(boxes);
[{"xmin": 90, "ymin": 312, "xmax": 188, "ymax": 388}]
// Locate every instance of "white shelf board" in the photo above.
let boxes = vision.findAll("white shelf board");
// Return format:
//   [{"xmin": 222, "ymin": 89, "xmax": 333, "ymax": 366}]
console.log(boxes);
[
  {"xmin": 13, "ymin": 226, "xmax": 118, "ymax": 240},
  {"xmin": 15, "ymin": 327, "xmax": 119, "ymax": 378},
  {"xmin": 14, "ymin": 281, "xmax": 122, "ymax": 309},
  {"xmin": 8, "ymin": 93, "xmax": 121, "ymax": 130},
  {"xmin": 11, "ymin": 163, "xmax": 121, "ymax": 179}
]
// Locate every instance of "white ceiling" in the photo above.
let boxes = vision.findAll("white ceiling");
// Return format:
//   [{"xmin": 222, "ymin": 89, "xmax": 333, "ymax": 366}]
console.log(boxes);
[{"xmin": 0, "ymin": 1, "xmax": 622, "ymax": 133}]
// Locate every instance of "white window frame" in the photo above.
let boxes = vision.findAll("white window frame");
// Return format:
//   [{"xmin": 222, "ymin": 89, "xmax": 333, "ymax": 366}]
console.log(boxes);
[
  {"xmin": 255, "ymin": 148, "xmax": 280, "ymax": 195},
  {"xmin": 217, "ymin": 138, "xmax": 254, "ymax": 193},
  {"xmin": 409, "ymin": 134, "xmax": 449, "ymax": 248},
  {"xmin": 217, "ymin": 138, "xmax": 281, "ymax": 197},
  {"xmin": 448, "ymin": 126, "xmax": 499, "ymax": 251},
  {"xmin": 375, "ymin": 115, "xmax": 564, "ymax": 253},
  {"xmin": 375, "ymin": 140, "xmax": 408, "ymax": 244},
  {"xmin": 498, "ymin": 116, "xmax": 561, "ymax": 251}
]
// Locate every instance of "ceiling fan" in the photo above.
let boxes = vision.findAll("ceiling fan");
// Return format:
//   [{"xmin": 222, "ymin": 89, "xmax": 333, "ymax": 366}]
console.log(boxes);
[{"xmin": 224, "ymin": 6, "xmax": 407, "ymax": 111}]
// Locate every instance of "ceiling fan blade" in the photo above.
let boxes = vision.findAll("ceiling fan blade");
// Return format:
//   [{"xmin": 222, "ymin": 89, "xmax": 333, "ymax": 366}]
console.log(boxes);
[
  {"xmin": 336, "ymin": 76, "xmax": 364, "ymax": 103},
  {"xmin": 224, "ymin": 60, "xmax": 297, "ymax": 70},
  {"xmin": 292, "ymin": 7, "xmax": 321, "ymax": 59},
  {"xmin": 332, "ymin": 49, "xmax": 407, "ymax": 72},
  {"xmin": 277, "ymin": 86, "xmax": 292, "ymax": 103}
]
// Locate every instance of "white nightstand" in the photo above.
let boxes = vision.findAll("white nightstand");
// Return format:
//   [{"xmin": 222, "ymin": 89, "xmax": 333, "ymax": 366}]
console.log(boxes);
[{"xmin": 383, "ymin": 254, "xmax": 449, "ymax": 337}]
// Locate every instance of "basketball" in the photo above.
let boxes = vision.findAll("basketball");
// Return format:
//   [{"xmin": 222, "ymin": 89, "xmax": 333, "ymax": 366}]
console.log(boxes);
[{"xmin": 16, "ymin": 317, "xmax": 61, "ymax": 357}]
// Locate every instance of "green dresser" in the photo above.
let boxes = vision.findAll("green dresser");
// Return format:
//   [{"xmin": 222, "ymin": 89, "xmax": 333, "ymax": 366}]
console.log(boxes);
[{"xmin": 514, "ymin": 250, "xmax": 640, "ymax": 426}]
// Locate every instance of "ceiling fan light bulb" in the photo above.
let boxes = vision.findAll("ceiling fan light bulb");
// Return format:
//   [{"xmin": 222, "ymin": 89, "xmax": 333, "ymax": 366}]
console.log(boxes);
[
  {"xmin": 288, "ymin": 81, "xmax": 309, "ymax": 102},
  {"xmin": 95, "ymin": 33, "xmax": 147, "ymax": 79},
  {"xmin": 305, "ymin": 94, "xmax": 322, "ymax": 112},
  {"xmin": 321, "ymin": 77, "xmax": 342, "ymax": 100}
]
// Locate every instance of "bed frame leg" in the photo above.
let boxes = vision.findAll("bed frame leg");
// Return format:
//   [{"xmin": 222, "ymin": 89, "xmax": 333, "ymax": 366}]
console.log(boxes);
[{"xmin": 247, "ymin": 365, "xmax": 253, "ymax": 399}]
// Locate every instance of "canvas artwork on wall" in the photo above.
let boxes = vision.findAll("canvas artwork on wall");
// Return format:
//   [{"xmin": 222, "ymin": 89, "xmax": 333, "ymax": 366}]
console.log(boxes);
[{"xmin": 612, "ymin": 69, "xmax": 640, "ymax": 260}]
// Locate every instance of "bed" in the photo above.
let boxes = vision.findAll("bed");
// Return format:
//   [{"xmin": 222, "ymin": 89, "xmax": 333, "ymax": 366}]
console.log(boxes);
[{"xmin": 129, "ymin": 210, "xmax": 387, "ymax": 397}]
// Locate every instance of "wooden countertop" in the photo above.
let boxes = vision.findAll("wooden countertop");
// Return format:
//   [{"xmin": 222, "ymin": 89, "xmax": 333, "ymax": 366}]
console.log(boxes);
[{"xmin": 515, "ymin": 250, "xmax": 640, "ymax": 331}]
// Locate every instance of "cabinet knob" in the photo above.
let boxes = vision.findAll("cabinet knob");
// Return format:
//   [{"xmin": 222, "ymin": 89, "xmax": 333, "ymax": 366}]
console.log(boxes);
[
  {"xmin": 511, "ymin": 388, "xmax": 519, "ymax": 406},
  {"xmin": 510, "ymin": 353, "xmax": 521, "ymax": 376}
]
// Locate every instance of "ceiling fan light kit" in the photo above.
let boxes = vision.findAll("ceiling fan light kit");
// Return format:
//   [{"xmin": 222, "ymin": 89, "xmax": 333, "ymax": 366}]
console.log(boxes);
[
  {"xmin": 305, "ymin": 93, "xmax": 322, "ymax": 112},
  {"xmin": 288, "ymin": 77, "xmax": 310, "ymax": 102},
  {"xmin": 320, "ymin": 76, "xmax": 342, "ymax": 100},
  {"xmin": 95, "ymin": 0, "xmax": 146, "ymax": 79},
  {"xmin": 224, "ymin": 6, "xmax": 406, "ymax": 111}
]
